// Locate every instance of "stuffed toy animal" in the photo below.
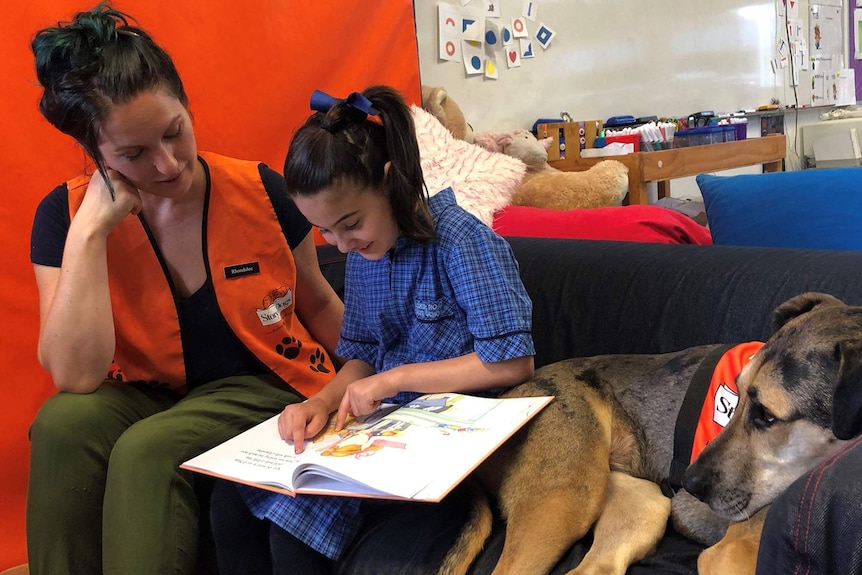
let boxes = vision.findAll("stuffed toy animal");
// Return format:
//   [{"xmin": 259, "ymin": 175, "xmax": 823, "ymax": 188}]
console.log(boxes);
[
  {"xmin": 421, "ymin": 85, "xmax": 474, "ymax": 143},
  {"xmin": 513, "ymin": 160, "xmax": 629, "ymax": 210},
  {"xmin": 473, "ymin": 129, "xmax": 552, "ymax": 173},
  {"xmin": 475, "ymin": 128, "xmax": 629, "ymax": 210},
  {"xmin": 423, "ymin": 89, "xmax": 628, "ymax": 210}
]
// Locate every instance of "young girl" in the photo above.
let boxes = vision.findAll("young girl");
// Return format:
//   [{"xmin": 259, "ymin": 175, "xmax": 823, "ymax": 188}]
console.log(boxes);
[
  {"xmin": 209, "ymin": 85, "xmax": 536, "ymax": 573},
  {"xmin": 27, "ymin": 5, "xmax": 342, "ymax": 574}
]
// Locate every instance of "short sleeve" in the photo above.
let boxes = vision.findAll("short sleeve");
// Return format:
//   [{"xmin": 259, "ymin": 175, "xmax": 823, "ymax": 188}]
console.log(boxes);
[
  {"xmin": 31, "ymin": 183, "xmax": 71, "ymax": 267},
  {"xmin": 440, "ymin": 212, "xmax": 535, "ymax": 363}
]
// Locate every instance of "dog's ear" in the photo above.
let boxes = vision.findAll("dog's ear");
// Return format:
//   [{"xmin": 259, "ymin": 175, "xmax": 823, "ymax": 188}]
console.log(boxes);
[
  {"xmin": 772, "ymin": 292, "xmax": 844, "ymax": 332},
  {"xmin": 832, "ymin": 340, "xmax": 862, "ymax": 440}
]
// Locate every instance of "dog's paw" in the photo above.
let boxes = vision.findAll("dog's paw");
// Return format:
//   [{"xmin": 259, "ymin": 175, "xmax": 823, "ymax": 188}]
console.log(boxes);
[{"xmin": 670, "ymin": 491, "xmax": 729, "ymax": 545}]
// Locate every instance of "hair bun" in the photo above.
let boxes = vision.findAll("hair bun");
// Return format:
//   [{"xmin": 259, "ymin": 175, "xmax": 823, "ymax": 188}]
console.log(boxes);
[
  {"xmin": 31, "ymin": 3, "xmax": 186, "ymax": 160},
  {"xmin": 32, "ymin": 6, "xmax": 127, "ymax": 90}
]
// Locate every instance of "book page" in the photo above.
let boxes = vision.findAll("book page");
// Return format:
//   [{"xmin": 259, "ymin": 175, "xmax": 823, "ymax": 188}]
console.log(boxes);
[{"xmin": 182, "ymin": 393, "xmax": 553, "ymax": 501}]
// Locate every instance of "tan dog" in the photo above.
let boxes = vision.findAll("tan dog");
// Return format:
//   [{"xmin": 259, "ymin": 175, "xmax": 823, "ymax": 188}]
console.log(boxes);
[
  {"xmin": 440, "ymin": 293, "xmax": 853, "ymax": 575},
  {"xmin": 696, "ymin": 506, "xmax": 768, "ymax": 575}
]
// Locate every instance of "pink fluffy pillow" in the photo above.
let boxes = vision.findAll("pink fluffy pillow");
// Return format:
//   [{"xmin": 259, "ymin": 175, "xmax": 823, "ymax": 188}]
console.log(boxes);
[{"xmin": 412, "ymin": 105, "xmax": 526, "ymax": 227}]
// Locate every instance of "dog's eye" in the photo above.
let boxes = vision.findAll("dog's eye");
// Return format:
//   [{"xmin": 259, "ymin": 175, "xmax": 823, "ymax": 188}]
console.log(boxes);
[{"xmin": 750, "ymin": 403, "xmax": 777, "ymax": 428}]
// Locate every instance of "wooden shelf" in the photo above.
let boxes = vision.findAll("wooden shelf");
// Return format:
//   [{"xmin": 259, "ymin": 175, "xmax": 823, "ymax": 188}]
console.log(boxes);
[{"xmin": 548, "ymin": 134, "xmax": 787, "ymax": 205}]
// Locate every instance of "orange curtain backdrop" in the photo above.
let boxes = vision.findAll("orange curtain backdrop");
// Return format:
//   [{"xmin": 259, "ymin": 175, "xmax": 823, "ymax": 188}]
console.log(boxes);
[{"xmin": 0, "ymin": 1, "xmax": 420, "ymax": 569}]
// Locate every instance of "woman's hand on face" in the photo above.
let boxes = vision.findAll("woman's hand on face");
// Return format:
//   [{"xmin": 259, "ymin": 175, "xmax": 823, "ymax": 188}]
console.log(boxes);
[
  {"xmin": 79, "ymin": 168, "xmax": 143, "ymax": 235},
  {"xmin": 278, "ymin": 397, "xmax": 331, "ymax": 454}
]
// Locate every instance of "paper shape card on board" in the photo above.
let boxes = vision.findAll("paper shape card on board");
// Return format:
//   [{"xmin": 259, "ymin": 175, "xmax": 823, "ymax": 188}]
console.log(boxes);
[
  {"xmin": 788, "ymin": 0, "xmax": 799, "ymax": 19},
  {"xmin": 831, "ymin": 69, "xmax": 856, "ymax": 105},
  {"xmin": 520, "ymin": 37, "xmax": 534, "ymax": 58},
  {"xmin": 523, "ymin": 1, "xmax": 537, "ymax": 21},
  {"xmin": 505, "ymin": 45, "xmax": 522, "ymax": 68},
  {"xmin": 462, "ymin": 14, "xmax": 485, "ymax": 42},
  {"xmin": 797, "ymin": 37, "xmax": 809, "ymax": 70},
  {"xmin": 483, "ymin": 2, "xmax": 500, "ymax": 18},
  {"xmin": 485, "ymin": 20, "xmax": 501, "ymax": 52},
  {"xmin": 501, "ymin": 24, "xmax": 514, "ymax": 46},
  {"xmin": 777, "ymin": 39, "xmax": 790, "ymax": 69},
  {"xmin": 811, "ymin": 72, "xmax": 826, "ymax": 105},
  {"xmin": 485, "ymin": 54, "xmax": 499, "ymax": 79},
  {"xmin": 777, "ymin": 0, "xmax": 800, "ymax": 18},
  {"xmin": 462, "ymin": 40, "xmax": 484, "ymax": 75},
  {"xmin": 536, "ymin": 23, "xmax": 556, "ymax": 49},
  {"xmin": 809, "ymin": 4, "xmax": 841, "ymax": 62},
  {"xmin": 438, "ymin": 4, "xmax": 462, "ymax": 62},
  {"xmin": 511, "ymin": 17, "xmax": 529, "ymax": 38}
]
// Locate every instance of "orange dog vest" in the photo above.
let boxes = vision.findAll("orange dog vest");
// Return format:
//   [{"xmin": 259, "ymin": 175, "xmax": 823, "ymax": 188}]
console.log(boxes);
[
  {"xmin": 67, "ymin": 152, "xmax": 334, "ymax": 396},
  {"xmin": 690, "ymin": 341, "xmax": 765, "ymax": 461},
  {"xmin": 667, "ymin": 341, "xmax": 765, "ymax": 494}
]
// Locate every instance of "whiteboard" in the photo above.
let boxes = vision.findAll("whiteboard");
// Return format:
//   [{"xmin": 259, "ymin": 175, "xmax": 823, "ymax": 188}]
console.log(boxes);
[{"xmin": 415, "ymin": 0, "xmax": 802, "ymax": 132}]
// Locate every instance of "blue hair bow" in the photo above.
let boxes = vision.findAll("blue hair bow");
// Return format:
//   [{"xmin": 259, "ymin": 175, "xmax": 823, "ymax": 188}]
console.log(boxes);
[{"xmin": 309, "ymin": 89, "xmax": 379, "ymax": 118}]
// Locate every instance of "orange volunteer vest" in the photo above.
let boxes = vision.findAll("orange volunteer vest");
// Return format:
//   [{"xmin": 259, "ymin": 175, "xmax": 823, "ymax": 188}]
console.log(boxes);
[{"xmin": 67, "ymin": 152, "xmax": 334, "ymax": 396}]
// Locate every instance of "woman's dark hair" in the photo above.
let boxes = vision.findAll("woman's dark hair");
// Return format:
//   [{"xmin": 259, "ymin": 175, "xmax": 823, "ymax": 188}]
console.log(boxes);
[
  {"xmin": 31, "ymin": 2, "xmax": 187, "ymax": 189},
  {"xmin": 284, "ymin": 85, "xmax": 434, "ymax": 243}
]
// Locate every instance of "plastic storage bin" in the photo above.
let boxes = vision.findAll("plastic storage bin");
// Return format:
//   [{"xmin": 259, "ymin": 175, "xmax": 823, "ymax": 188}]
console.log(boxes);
[
  {"xmin": 730, "ymin": 121, "xmax": 747, "ymax": 142},
  {"xmin": 673, "ymin": 125, "xmax": 737, "ymax": 148}
]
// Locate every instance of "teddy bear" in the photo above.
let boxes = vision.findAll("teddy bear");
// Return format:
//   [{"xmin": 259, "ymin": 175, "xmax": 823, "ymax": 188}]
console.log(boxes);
[
  {"xmin": 474, "ymin": 128, "xmax": 629, "ymax": 210},
  {"xmin": 512, "ymin": 160, "xmax": 629, "ymax": 210},
  {"xmin": 421, "ymin": 85, "xmax": 474, "ymax": 144},
  {"xmin": 421, "ymin": 87, "xmax": 629, "ymax": 210}
]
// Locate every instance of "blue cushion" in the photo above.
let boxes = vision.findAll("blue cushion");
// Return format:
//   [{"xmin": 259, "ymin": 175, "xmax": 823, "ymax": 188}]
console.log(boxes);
[{"xmin": 697, "ymin": 168, "xmax": 862, "ymax": 250}]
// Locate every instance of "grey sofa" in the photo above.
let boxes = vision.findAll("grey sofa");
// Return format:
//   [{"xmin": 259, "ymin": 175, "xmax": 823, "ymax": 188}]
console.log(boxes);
[{"xmin": 314, "ymin": 236, "xmax": 862, "ymax": 575}]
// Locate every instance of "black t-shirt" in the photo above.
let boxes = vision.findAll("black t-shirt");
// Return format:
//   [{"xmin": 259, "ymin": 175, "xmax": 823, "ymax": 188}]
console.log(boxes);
[{"xmin": 29, "ymin": 160, "xmax": 313, "ymax": 388}]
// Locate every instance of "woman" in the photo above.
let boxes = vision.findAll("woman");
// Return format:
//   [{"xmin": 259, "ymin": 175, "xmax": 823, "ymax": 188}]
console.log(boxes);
[{"xmin": 26, "ymin": 4, "xmax": 343, "ymax": 574}]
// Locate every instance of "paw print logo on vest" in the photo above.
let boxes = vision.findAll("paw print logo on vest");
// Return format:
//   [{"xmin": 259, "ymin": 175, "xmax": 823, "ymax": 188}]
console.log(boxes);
[
  {"xmin": 276, "ymin": 336, "xmax": 302, "ymax": 359},
  {"xmin": 107, "ymin": 364, "xmax": 125, "ymax": 382},
  {"xmin": 309, "ymin": 348, "xmax": 330, "ymax": 374}
]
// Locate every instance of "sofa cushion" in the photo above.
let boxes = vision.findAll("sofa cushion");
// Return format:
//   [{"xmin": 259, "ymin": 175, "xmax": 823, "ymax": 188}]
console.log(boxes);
[
  {"xmin": 412, "ymin": 105, "xmax": 526, "ymax": 227},
  {"xmin": 697, "ymin": 168, "xmax": 862, "ymax": 250},
  {"xmin": 492, "ymin": 205, "xmax": 712, "ymax": 245}
]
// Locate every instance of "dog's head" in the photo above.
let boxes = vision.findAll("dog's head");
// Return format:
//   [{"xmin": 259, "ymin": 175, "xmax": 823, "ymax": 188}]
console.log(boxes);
[{"xmin": 682, "ymin": 292, "xmax": 862, "ymax": 521}]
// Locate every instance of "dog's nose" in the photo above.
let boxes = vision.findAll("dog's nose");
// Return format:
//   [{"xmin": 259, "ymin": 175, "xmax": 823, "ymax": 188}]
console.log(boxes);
[{"xmin": 681, "ymin": 465, "xmax": 710, "ymax": 501}]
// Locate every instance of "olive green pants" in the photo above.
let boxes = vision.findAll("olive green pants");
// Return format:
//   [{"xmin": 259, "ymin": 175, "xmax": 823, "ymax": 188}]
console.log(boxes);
[{"xmin": 26, "ymin": 375, "xmax": 301, "ymax": 575}]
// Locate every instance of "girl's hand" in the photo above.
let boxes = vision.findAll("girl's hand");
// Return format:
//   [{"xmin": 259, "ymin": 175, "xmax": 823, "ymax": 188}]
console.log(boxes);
[
  {"xmin": 335, "ymin": 372, "xmax": 399, "ymax": 429},
  {"xmin": 278, "ymin": 397, "xmax": 331, "ymax": 454},
  {"xmin": 78, "ymin": 169, "xmax": 143, "ymax": 235}
]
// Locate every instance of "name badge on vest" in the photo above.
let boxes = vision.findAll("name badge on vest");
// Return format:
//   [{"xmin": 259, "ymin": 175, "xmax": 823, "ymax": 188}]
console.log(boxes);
[{"xmin": 224, "ymin": 262, "xmax": 260, "ymax": 279}]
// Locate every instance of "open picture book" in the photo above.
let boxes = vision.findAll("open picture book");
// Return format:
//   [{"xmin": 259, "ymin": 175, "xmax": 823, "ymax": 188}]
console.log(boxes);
[{"xmin": 181, "ymin": 392, "xmax": 553, "ymax": 502}]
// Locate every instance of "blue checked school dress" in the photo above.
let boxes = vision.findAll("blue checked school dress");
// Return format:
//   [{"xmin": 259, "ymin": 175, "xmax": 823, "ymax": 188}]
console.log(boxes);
[{"xmin": 240, "ymin": 187, "xmax": 535, "ymax": 559}]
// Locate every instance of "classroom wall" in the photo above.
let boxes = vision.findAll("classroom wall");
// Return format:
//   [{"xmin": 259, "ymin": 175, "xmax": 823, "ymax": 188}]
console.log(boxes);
[
  {"xmin": 415, "ymin": 0, "xmax": 856, "ymax": 130},
  {"xmin": 0, "ymin": 1, "xmax": 420, "ymax": 569},
  {"xmin": 415, "ymin": 0, "xmax": 788, "ymax": 132},
  {"xmin": 414, "ymin": 0, "xmax": 853, "ymax": 191}
]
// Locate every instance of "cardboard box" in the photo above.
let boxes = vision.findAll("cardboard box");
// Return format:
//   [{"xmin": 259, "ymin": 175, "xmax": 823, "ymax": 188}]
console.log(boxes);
[{"xmin": 534, "ymin": 120, "xmax": 603, "ymax": 161}]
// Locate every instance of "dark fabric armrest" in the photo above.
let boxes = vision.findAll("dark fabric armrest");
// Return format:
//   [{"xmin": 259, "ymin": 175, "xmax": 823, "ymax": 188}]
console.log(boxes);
[
  {"xmin": 506, "ymin": 237, "xmax": 862, "ymax": 367},
  {"xmin": 319, "ymin": 240, "xmax": 862, "ymax": 369}
]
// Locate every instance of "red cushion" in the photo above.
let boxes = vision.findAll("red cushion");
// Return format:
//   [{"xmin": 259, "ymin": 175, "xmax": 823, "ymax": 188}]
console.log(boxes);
[{"xmin": 492, "ymin": 205, "xmax": 712, "ymax": 245}]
